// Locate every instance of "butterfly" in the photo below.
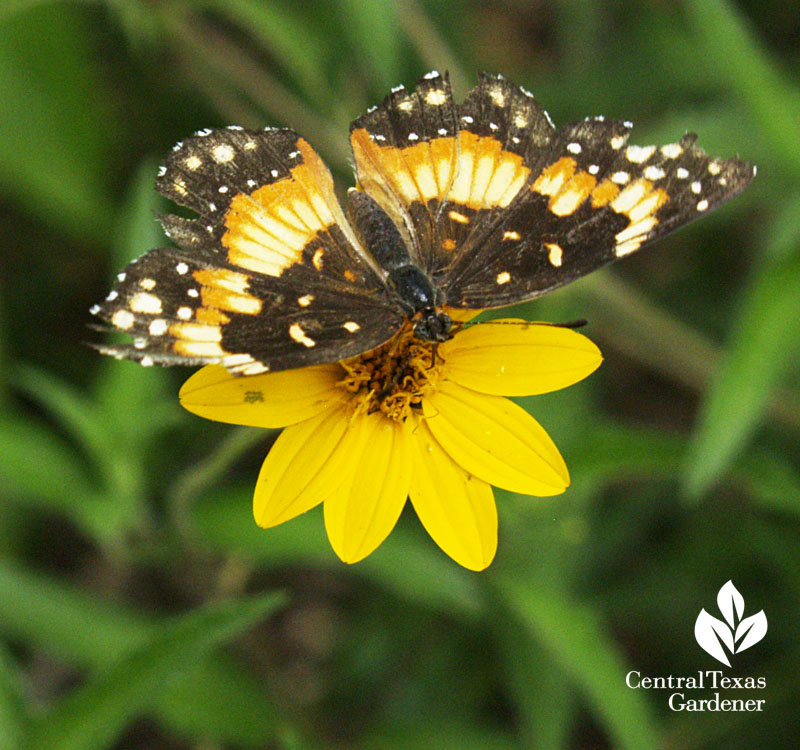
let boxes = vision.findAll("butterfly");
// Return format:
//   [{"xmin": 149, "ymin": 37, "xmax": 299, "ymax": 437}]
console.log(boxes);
[{"xmin": 92, "ymin": 71, "xmax": 754, "ymax": 375}]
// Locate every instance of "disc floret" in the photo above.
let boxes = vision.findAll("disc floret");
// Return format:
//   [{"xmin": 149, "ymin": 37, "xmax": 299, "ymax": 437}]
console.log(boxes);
[{"xmin": 337, "ymin": 323, "xmax": 443, "ymax": 422}]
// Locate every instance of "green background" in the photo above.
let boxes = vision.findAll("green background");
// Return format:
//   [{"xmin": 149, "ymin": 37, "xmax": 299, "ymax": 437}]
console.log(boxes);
[{"xmin": 1, "ymin": 0, "xmax": 798, "ymax": 747}]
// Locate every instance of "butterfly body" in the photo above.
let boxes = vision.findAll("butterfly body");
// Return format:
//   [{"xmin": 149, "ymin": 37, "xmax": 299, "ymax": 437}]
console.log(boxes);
[
  {"xmin": 92, "ymin": 71, "xmax": 754, "ymax": 375},
  {"xmin": 346, "ymin": 187, "xmax": 452, "ymax": 341}
]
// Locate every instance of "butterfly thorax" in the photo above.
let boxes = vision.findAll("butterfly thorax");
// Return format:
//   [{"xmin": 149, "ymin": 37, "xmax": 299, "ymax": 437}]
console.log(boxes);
[{"xmin": 347, "ymin": 188, "xmax": 452, "ymax": 342}]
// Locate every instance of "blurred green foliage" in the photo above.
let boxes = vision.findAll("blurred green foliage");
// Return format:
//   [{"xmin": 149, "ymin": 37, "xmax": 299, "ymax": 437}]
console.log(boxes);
[{"xmin": 1, "ymin": 0, "xmax": 799, "ymax": 747}]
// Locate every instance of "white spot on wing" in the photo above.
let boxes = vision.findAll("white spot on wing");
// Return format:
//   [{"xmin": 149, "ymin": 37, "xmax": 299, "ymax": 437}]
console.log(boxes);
[
  {"xmin": 610, "ymin": 135, "xmax": 625, "ymax": 150},
  {"xmin": 567, "ymin": 142, "xmax": 582, "ymax": 154},
  {"xmin": 643, "ymin": 166, "xmax": 666, "ymax": 180},
  {"xmin": 496, "ymin": 271, "xmax": 511, "ymax": 285},
  {"xmin": 212, "ymin": 143, "xmax": 235, "ymax": 163},
  {"xmin": 129, "ymin": 292, "xmax": 163, "ymax": 314},
  {"xmin": 111, "ymin": 310, "xmax": 135, "ymax": 330},
  {"xmin": 626, "ymin": 144, "xmax": 655, "ymax": 163},
  {"xmin": 545, "ymin": 243, "xmax": 563, "ymax": 267},
  {"xmin": 489, "ymin": 87, "xmax": 506, "ymax": 107},
  {"xmin": 149, "ymin": 319, "xmax": 168, "ymax": 336},
  {"xmin": 289, "ymin": 323, "xmax": 316, "ymax": 348},
  {"xmin": 185, "ymin": 155, "xmax": 202, "ymax": 170},
  {"xmin": 425, "ymin": 89, "xmax": 447, "ymax": 106}
]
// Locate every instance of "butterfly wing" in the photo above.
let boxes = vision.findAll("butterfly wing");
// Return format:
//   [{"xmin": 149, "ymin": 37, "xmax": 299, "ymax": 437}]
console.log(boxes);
[
  {"xmin": 350, "ymin": 71, "xmax": 755, "ymax": 310},
  {"xmin": 92, "ymin": 127, "xmax": 404, "ymax": 374},
  {"xmin": 441, "ymin": 119, "xmax": 756, "ymax": 308}
]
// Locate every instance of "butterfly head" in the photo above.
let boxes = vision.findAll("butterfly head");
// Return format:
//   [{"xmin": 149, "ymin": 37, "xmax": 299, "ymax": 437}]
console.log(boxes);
[{"xmin": 412, "ymin": 308, "xmax": 452, "ymax": 343}]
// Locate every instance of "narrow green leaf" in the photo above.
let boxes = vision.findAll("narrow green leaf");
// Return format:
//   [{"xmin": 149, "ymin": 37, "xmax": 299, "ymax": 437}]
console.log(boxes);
[
  {"xmin": 0, "ymin": 562, "xmax": 285, "ymax": 746},
  {"xmin": 495, "ymin": 578, "xmax": 662, "ymax": 750},
  {"xmin": 0, "ymin": 413, "xmax": 96, "ymax": 512},
  {"xmin": 683, "ymin": 0, "xmax": 800, "ymax": 175},
  {"xmin": 491, "ymin": 612, "xmax": 573, "ymax": 749},
  {"xmin": 0, "ymin": 643, "xmax": 27, "ymax": 750},
  {"xmin": 733, "ymin": 451, "xmax": 800, "ymax": 516},
  {"xmin": 10, "ymin": 363, "xmax": 108, "ymax": 470},
  {"xmin": 201, "ymin": 0, "xmax": 330, "ymax": 101},
  {"xmin": 332, "ymin": 0, "xmax": 402, "ymax": 90},
  {"xmin": 156, "ymin": 653, "xmax": 282, "ymax": 746},
  {"xmin": 0, "ymin": 4, "xmax": 117, "ymax": 242},
  {"xmin": 26, "ymin": 592, "xmax": 285, "ymax": 750},
  {"xmin": 685, "ymin": 247, "xmax": 800, "ymax": 498},
  {"xmin": 194, "ymin": 486, "xmax": 483, "ymax": 619},
  {"xmin": 0, "ymin": 561, "xmax": 153, "ymax": 668}
]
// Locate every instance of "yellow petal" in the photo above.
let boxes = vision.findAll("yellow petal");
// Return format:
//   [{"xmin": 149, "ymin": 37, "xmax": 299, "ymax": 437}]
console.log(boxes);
[
  {"xmin": 408, "ymin": 418, "xmax": 497, "ymax": 571},
  {"xmin": 180, "ymin": 363, "xmax": 344, "ymax": 428},
  {"xmin": 440, "ymin": 320, "xmax": 602, "ymax": 396},
  {"xmin": 324, "ymin": 413, "xmax": 412, "ymax": 563},
  {"xmin": 423, "ymin": 381, "xmax": 569, "ymax": 495},
  {"xmin": 254, "ymin": 405, "xmax": 358, "ymax": 527}
]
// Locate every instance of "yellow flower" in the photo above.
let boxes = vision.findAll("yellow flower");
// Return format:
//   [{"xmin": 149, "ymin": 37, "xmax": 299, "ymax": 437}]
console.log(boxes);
[{"xmin": 179, "ymin": 319, "xmax": 601, "ymax": 570}]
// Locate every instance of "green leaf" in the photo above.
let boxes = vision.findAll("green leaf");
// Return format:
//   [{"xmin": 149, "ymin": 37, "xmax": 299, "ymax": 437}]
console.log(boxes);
[
  {"xmin": 0, "ymin": 562, "xmax": 286, "ymax": 746},
  {"xmin": 155, "ymin": 653, "xmax": 283, "ymax": 746},
  {"xmin": 0, "ymin": 4, "xmax": 117, "ymax": 243},
  {"xmin": 0, "ymin": 413, "xmax": 95, "ymax": 511},
  {"xmin": 685, "ymin": 240, "xmax": 800, "ymax": 498},
  {"xmin": 26, "ymin": 592, "xmax": 286, "ymax": 750},
  {"xmin": 0, "ymin": 412, "xmax": 126, "ymax": 545},
  {"xmin": 0, "ymin": 643, "xmax": 27, "ymax": 750},
  {"xmin": 491, "ymin": 611, "xmax": 573, "ymax": 749},
  {"xmin": 332, "ymin": 0, "xmax": 403, "ymax": 91},
  {"xmin": 10, "ymin": 363, "xmax": 108, "ymax": 470},
  {"xmin": 495, "ymin": 578, "xmax": 662, "ymax": 750},
  {"xmin": 194, "ymin": 486, "xmax": 483, "ymax": 620},
  {"xmin": 0, "ymin": 561, "xmax": 153, "ymax": 668},
  {"xmin": 733, "ymin": 451, "xmax": 800, "ymax": 516},
  {"xmin": 201, "ymin": 0, "xmax": 330, "ymax": 102},
  {"xmin": 7, "ymin": 364, "xmax": 150, "ymax": 541},
  {"xmin": 683, "ymin": 0, "xmax": 800, "ymax": 176}
]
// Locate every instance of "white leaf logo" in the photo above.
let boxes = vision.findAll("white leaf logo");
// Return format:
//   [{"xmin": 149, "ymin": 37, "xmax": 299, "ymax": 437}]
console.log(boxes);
[{"xmin": 694, "ymin": 580, "xmax": 767, "ymax": 667}]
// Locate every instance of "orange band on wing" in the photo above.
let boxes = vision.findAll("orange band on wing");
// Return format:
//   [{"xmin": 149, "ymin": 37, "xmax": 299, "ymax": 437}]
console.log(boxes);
[
  {"xmin": 351, "ymin": 128, "xmax": 530, "ymax": 212},
  {"xmin": 221, "ymin": 139, "xmax": 346, "ymax": 277}
]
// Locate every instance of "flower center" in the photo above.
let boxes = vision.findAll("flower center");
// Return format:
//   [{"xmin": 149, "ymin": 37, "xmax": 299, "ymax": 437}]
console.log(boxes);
[{"xmin": 336, "ymin": 322, "xmax": 443, "ymax": 422}]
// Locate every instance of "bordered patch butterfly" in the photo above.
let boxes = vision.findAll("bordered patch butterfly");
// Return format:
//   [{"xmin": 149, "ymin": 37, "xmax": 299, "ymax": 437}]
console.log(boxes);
[{"xmin": 91, "ymin": 71, "xmax": 754, "ymax": 374}]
